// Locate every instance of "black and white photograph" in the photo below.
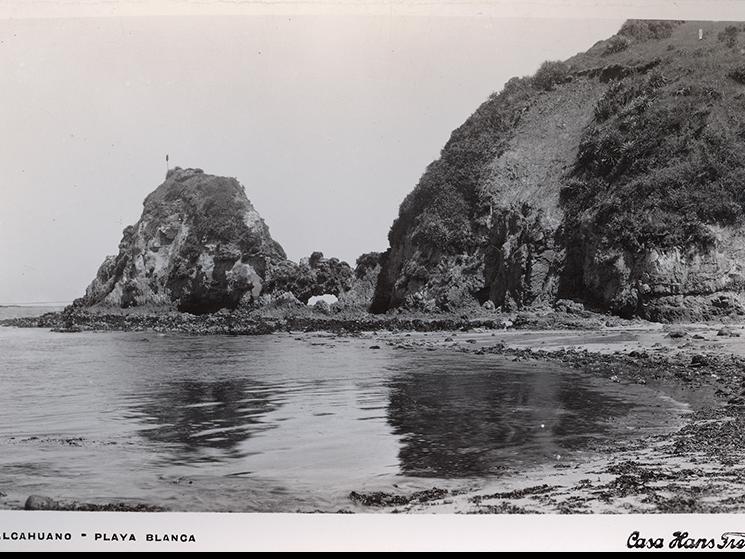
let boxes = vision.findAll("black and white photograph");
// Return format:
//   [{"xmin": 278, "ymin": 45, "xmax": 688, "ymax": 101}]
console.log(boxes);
[{"xmin": 3, "ymin": 0, "xmax": 745, "ymax": 551}]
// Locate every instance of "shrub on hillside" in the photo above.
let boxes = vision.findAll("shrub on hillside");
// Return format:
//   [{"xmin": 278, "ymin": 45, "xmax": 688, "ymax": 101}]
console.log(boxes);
[
  {"xmin": 594, "ymin": 82, "xmax": 636, "ymax": 121},
  {"xmin": 718, "ymin": 25, "xmax": 740, "ymax": 48},
  {"xmin": 411, "ymin": 192, "xmax": 473, "ymax": 252},
  {"xmin": 497, "ymin": 76, "xmax": 534, "ymax": 98},
  {"xmin": 402, "ymin": 261, "xmax": 430, "ymax": 283},
  {"xmin": 646, "ymin": 70, "xmax": 668, "ymax": 89},
  {"xmin": 729, "ymin": 65, "xmax": 745, "ymax": 85},
  {"xmin": 603, "ymin": 35, "xmax": 631, "ymax": 56},
  {"xmin": 593, "ymin": 71, "xmax": 669, "ymax": 122},
  {"xmin": 390, "ymin": 70, "xmax": 538, "ymax": 256},
  {"xmin": 354, "ymin": 252, "xmax": 382, "ymax": 278},
  {"xmin": 565, "ymin": 77, "xmax": 745, "ymax": 255},
  {"xmin": 619, "ymin": 20, "xmax": 681, "ymax": 41},
  {"xmin": 532, "ymin": 61, "xmax": 571, "ymax": 91}
]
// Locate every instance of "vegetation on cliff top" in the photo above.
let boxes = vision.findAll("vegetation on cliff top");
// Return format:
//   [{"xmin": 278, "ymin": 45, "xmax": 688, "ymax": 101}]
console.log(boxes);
[
  {"xmin": 390, "ymin": 19, "xmax": 745, "ymax": 258},
  {"xmin": 378, "ymin": 20, "xmax": 745, "ymax": 314},
  {"xmin": 80, "ymin": 168, "xmax": 291, "ymax": 314},
  {"xmin": 153, "ymin": 169, "xmax": 286, "ymax": 264},
  {"xmin": 391, "ymin": 73, "xmax": 539, "ymax": 256},
  {"xmin": 563, "ymin": 22, "xmax": 745, "ymax": 254}
]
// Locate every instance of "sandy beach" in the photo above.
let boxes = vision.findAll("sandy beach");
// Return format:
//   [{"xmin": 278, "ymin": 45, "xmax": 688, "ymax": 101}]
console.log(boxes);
[{"xmin": 342, "ymin": 323, "xmax": 745, "ymax": 513}]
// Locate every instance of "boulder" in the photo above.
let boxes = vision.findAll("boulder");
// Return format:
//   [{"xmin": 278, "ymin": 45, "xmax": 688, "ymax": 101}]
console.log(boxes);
[{"xmin": 25, "ymin": 495, "xmax": 61, "ymax": 511}]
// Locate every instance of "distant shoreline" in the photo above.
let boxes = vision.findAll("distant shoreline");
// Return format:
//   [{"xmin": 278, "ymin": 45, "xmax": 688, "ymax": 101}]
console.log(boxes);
[
  {"xmin": 0, "ymin": 305, "xmax": 636, "ymax": 336},
  {"xmin": 0, "ymin": 303, "xmax": 71, "ymax": 308},
  {"xmin": 4, "ymin": 303, "xmax": 745, "ymax": 335}
]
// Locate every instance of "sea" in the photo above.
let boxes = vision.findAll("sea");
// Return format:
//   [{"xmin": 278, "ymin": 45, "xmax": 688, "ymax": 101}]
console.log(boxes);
[{"xmin": 0, "ymin": 305, "xmax": 687, "ymax": 511}]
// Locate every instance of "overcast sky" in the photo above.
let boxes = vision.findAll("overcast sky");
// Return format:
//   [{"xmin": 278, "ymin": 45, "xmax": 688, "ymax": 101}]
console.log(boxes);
[{"xmin": 0, "ymin": 15, "xmax": 625, "ymax": 304}]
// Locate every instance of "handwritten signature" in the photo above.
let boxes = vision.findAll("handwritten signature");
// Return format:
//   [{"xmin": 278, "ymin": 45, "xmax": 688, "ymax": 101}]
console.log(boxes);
[{"xmin": 628, "ymin": 531, "xmax": 745, "ymax": 550}]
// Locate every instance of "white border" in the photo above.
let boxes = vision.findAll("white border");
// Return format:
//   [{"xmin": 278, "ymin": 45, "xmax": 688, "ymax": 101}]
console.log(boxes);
[
  {"xmin": 2, "ymin": 511, "xmax": 745, "ymax": 551},
  {"xmin": 0, "ymin": 0, "xmax": 743, "ymax": 20}
]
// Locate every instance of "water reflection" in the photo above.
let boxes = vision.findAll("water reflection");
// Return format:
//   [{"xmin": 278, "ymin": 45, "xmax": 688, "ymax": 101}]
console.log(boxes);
[
  {"xmin": 386, "ymin": 365, "xmax": 634, "ymax": 477},
  {"xmin": 551, "ymin": 383, "xmax": 632, "ymax": 442},
  {"xmin": 0, "ymin": 328, "xmax": 686, "ymax": 511},
  {"xmin": 134, "ymin": 378, "xmax": 280, "ymax": 464}
]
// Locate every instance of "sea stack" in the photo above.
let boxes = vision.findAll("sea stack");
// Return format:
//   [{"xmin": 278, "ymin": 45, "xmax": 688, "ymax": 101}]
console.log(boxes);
[{"xmin": 79, "ymin": 167, "xmax": 286, "ymax": 314}]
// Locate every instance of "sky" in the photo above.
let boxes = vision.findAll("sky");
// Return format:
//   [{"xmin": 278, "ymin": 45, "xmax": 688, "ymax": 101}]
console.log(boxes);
[{"xmin": 0, "ymin": 14, "xmax": 626, "ymax": 304}]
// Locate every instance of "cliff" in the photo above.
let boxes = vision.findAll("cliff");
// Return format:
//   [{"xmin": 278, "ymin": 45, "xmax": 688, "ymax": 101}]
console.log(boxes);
[
  {"xmin": 79, "ymin": 167, "xmax": 287, "ymax": 314},
  {"xmin": 372, "ymin": 20, "xmax": 745, "ymax": 321},
  {"xmin": 336, "ymin": 252, "xmax": 384, "ymax": 310}
]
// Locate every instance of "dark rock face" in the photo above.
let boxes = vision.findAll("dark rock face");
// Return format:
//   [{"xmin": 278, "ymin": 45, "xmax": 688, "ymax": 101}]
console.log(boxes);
[
  {"xmin": 336, "ymin": 252, "xmax": 384, "ymax": 310},
  {"xmin": 371, "ymin": 67, "xmax": 598, "ymax": 313},
  {"xmin": 80, "ymin": 168, "xmax": 286, "ymax": 314},
  {"xmin": 263, "ymin": 251, "xmax": 354, "ymax": 304},
  {"xmin": 372, "ymin": 20, "xmax": 745, "ymax": 321}
]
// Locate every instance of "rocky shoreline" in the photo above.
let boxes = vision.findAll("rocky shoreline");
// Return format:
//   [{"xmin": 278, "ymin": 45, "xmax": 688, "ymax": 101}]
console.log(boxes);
[
  {"xmin": 0, "ymin": 304, "xmax": 647, "ymax": 336},
  {"xmin": 343, "ymin": 323, "xmax": 745, "ymax": 513}
]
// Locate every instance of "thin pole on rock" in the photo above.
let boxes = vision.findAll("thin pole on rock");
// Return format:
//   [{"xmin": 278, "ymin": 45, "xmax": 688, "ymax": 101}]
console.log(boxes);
[{"xmin": 165, "ymin": 153, "xmax": 169, "ymax": 176}]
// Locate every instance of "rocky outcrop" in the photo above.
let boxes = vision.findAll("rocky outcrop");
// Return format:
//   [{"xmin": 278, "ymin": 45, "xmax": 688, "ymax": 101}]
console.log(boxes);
[
  {"xmin": 336, "ymin": 252, "xmax": 383, "ymax": 310},
  {"xmin": 78, "ymin": 168, "xmax": 374, "ymax": 314},
  {"xmin": 79, "ymin": 167, "xmax": 286, "ymax": 314},
  {"xmin": 578, "ymin": 226, "xmax": 745, "ymax": 320},
  {"xmin": 263, "ymin": 251, "xmax": 355, "ymax": 304},
  {"xmin": 371, "ymin": 65, "xmax": 603, "ymax": 314},
  {"xmin": 373, "ymin": 20, "xmax": 745, "ymax": 321}
]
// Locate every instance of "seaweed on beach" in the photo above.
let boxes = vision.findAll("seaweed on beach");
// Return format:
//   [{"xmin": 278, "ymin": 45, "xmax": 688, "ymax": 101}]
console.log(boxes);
[
  {"xmin": 469, "ymin": 484, "xmax": 558, "ymax": 503},
  {"xmin": 348, "ymin": 487, "xmax": 448, "ymax": 507},
  {"xmin": 24, "ymin": 495, "xmax": 166, "ymax": 512}
]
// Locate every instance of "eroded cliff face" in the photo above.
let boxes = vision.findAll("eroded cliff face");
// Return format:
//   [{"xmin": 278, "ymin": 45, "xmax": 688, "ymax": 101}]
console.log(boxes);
[
  {"xmin": 371, "ymin": 66, "xmax": 606, "ymax": 313},
  {"xmin": 578, "ymin": 226, "xmax": 745, "ymax": 320},
  {"xmin": 80, "ymin": 168, "xmax": 287, "ymax": 313},
  {"xmin": 373, "ymin": 20, "xmax": 745, "ymax": 321},
  {"xmin": 335, "ymin": 252, "xmax": 383, "ymax": 310}
]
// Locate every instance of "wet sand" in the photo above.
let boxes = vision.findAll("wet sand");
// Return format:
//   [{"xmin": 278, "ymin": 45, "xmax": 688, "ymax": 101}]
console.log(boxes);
[{"xmin": 344, "ymin": 324, "xmax": 745, "ymax": 513}]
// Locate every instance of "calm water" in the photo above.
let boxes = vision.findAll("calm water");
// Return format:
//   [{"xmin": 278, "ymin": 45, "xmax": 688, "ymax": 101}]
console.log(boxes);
[
  {"xmin": 0, "ymin": 324, "xmax": 687, "ymax": 512},
  {"xmin": 0, "ymin": 306, "xmax": 65, "ymax": 320}
]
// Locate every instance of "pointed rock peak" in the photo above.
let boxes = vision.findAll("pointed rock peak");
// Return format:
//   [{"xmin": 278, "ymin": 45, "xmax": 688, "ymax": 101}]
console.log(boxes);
[{"xmin": 80, "ymin": 169, "xmax": 286, "ymax": 314}]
